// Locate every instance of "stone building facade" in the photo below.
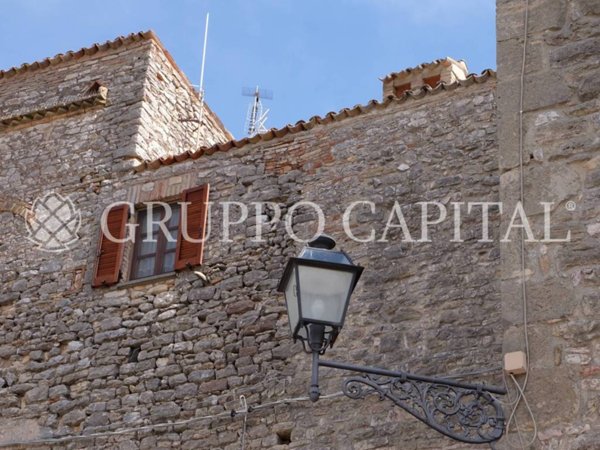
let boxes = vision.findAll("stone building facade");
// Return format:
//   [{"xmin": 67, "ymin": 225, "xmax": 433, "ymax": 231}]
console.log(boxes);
[
  {"xmin": 0, "ymin": 1, "xmax": 598, "ymax": 449},
  {"xmin": 497, "ymin": 0, "xmax": 600, "ymax": 448}
]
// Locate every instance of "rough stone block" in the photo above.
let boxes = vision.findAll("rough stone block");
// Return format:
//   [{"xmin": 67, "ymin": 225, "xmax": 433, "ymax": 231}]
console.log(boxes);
[
  {"xmin": 0, "ymin": 420, "xmax": 46, "ymax": 447},
  {"xmin": 497, "ymin": 38, "xmax": 545, "ymax": 79},
  {"xmin": 198, "ymin": 379, "xmax": 227, "ymax": 393},
  {"xmin": 575, "ymin": 0, "xmax": 600, "ymax": 15},
  {"xmin": 578, "ymin": 74, "xmax": 600, "ymax": 101},
  {"xmin": 62, "ymin": 409, "xmax": 86, "ymax": 426},
  {"xmin": 502, "ymin": 71, "xmax": 573, "ymax": 114},
  {"xmin": 188, "ymin": 286, "xmax": 216, "ymax": 302},
  {"xmin": 550, "ymin": 37, "xmax": 600, "ymax": 65},
  {"xmin": 151, "ymin": 402, "xmax": 181, "ymax": 419},
  {"xmin": 497, "ymin": 0, "xmax": 567, "ymax": 42}
]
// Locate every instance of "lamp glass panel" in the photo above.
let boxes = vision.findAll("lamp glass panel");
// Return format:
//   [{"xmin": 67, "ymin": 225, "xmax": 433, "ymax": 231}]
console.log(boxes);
[{"xmin": 297, "ymin": 265, "xmax": 354, "ymax": 325}]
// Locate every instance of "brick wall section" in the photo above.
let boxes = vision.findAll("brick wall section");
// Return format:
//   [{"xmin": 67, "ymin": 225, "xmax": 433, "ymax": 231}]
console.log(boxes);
[
  {"xmin": 0, "ymin": 68, "xmax": 499, "ymax": 448},
  {"xmin": 497, "ymin": 0, "xmax": 600, "ymax": 447}
]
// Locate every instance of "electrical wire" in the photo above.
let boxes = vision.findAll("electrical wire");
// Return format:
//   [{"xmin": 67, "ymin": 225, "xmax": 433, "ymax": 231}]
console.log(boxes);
[
  {"xmin": 508, "ymin": 374, "xmax": 538, "ymax": 448},
  {"xmin": 438, "ymin": 365, "xmax": 503, "ymax": 380},
  {"xmin": 238, "ymin": 395, "xmax": 247, "ymax": 450},
  {"xmin": 517, "ymin": 0, "xmax": 531, "ymax": 402},
  {"xmin": 492, "ymin": 374, "xmax": 526, "ymax": 448},
  {"xmin": 0, "ymin": 392, "xmax": 345, "ymax": 448},
  {"xmin": 250, "ymin": 391, "xmax": 344, "ymax": 412},
  {"xmin": 503, "ymin": 0, "xmax": 538, "ymax": 448},
  {"xmin": 0, "ymin": 363, "xmax": 502, "ymax": 449},
  {"xmin": 0, "ymin": 410, "xmax": 233, "ymax": 447}
]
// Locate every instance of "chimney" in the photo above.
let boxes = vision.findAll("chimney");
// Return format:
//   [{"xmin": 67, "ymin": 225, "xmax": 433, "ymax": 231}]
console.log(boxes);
[{"xmin": 381, "ymin": 57, "xmax": 468, "ymax": 99}]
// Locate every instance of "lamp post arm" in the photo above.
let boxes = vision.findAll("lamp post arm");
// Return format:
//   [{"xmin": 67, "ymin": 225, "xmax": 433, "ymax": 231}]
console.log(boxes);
[
  {"xmin": 313, "ymin": 358, "xmax": 506, "ymax": 445},
  {"xmin": 310, "ymin": 351, "xmax": 321, "ymax": 402},
  {"xmin": 318, "ymin": 359, "xmax": 507, "ymax": 395}
]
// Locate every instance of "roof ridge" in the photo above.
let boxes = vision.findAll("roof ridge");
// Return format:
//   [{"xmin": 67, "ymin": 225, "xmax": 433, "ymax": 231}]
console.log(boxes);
[
  {"xmin": 0, "ymin": 30, "xmax": 234, "ymax": 141},
  {"xmin": 136, "ymin": 69, "xmax": 496, "ymax": 172},
  {"xmin": 0, "ymin": 30, "xmax": 155, "ymax": 80},
  {"xmin": 380, "ymin": 56, "xmax": 467, "ymax": 81}
]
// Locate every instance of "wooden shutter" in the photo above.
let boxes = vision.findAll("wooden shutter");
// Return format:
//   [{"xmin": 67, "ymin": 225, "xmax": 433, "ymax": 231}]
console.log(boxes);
[
  {"xmin": 175, "ymin": 184, "xmax": 210, "ymax": 270},
  {"xmin": 92, "ymin": 204, "xmax": 129, "ymax": 287}
]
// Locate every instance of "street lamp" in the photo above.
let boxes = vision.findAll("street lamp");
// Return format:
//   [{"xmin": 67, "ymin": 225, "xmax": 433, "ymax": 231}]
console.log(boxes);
[
  {"xmin": 278, "ymin": 236, "xmax": 506, "ymax": 445},
  {"xmin": 278, "ymin": 234, "xmax": 363, "ymax": 354}
]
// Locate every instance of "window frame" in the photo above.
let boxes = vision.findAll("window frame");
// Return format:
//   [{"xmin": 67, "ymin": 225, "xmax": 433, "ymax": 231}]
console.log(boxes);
[{"xmin": 129, "ymin": 203, "xmax": 180, "ymax": 281}]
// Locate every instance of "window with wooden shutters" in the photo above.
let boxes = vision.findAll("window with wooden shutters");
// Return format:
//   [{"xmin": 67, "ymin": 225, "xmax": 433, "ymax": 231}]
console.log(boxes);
[
  {"xmin": 175, "ymin": 184, "xmax": 210, "ymax": 270},
  {"xmin": 92, "ymin": 204, "xmax": 129, "ymax": 287},
  {"xmin": 93, "ymin": 185, "xmax": 210, "ymax": 285}
]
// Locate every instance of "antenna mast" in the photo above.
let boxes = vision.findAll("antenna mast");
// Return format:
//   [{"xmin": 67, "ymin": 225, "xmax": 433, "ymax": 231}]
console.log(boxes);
[
  {"xmin": 194, "ymin": 12, "xmax": 210, "ymax": 148},
  {"xmin": 242, "ymin": 86, "xmax": 273, "ymax": 136}
]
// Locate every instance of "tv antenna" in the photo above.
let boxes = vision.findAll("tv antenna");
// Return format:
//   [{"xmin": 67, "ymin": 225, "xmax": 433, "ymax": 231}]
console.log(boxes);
[
  {"xmin": 193, "ymin": 12, "xmax": 211, "ymax": 148},
  {"xmin": 242, "ymin": 86, "xmax": 273, "ymax": 136}
]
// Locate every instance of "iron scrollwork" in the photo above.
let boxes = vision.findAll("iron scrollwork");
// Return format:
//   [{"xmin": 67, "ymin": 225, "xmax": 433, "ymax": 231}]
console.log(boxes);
[{"xmin": 342, "ymin": 373, "xmax": 505, "ymax": 444}]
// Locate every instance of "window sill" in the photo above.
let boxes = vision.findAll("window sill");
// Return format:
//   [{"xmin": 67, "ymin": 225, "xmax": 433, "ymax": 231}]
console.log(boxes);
[{"xmin": 119, "ymin": 271, "xmax": 177, "ymax": 288}]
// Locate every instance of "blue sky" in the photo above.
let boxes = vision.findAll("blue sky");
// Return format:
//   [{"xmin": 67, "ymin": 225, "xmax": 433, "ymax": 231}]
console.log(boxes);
[{"xmin": 0, "ymin": 0, "xmax": 495, "ymax": 138}]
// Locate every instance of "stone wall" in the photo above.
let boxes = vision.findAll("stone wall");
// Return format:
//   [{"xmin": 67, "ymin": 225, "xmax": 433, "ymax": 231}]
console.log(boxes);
[
  {"xmin": 0, "ymin": 39, "xmax": 149, "ymax": 194},
  {"xmin": 134, "ymin": 39, "xmax": 231, "ymax": 163},
  {"xmin": 0, "ymin": 35, "xmax": 230, "ymax": 308},
  {"xmin": 1, "ymin": 40, "xmax": 153, "ymax": 313},
  {"xmin": 0, "ymin": 45, "xmax": 500, "ymax": 449},
  {"xmin": 497, "ymin": 0, "xmax": 600, "ymax": 448}
]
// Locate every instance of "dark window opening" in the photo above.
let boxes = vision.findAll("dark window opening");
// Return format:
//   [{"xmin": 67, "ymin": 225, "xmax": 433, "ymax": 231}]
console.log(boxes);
[
  {"xmin": 394, "ymin": 82, "xmax": 411, "ymax": 97},
  {"xmin": 423, "ymin": 74, "xmax": 441, "ymax": 88},
  {"xmin": 276, "ymin": 429, "xmax": 292, "ymax": 445},
  {"xmin": 130, "ymin": 203, "xmax": 180, "ymax": 280},
  {"xmin": 128, "ymin": 346, "xmax": 141, "ymax": 363}
]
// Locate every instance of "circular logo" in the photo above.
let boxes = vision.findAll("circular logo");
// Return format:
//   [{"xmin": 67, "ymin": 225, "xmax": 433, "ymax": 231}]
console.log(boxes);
[{"xmin": 26, "ymin": 191, "xmax": 81, "ymax": 252}]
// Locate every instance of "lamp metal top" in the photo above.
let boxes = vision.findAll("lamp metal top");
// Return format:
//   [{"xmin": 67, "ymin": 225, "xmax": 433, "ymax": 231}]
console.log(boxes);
[{"xmin": 308, "ymin": 235, "xmax": 336, "ymax": 250}]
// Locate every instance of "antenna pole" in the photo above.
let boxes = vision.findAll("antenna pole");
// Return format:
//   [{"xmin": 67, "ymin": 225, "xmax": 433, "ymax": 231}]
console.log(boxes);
[
  {"xmin": 199, "ymin": 12, "xmax": 210, "ymax": 104},
  {"xmin": 249, "ymin": 86, "xmax": 260, "ymax": 135},
  {"xmin": 242, "ymin": 85, "xmax": 272, "ymax": 137},
  {"xmin": 195, "ymin": 12, "xmax": 210, "ymax": 148}
]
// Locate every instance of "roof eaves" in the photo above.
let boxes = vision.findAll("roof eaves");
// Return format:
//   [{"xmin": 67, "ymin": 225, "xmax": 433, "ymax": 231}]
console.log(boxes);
[
  {"xmin": 0, "ymin": 30, "xmax": 233, "ymax": 141},
  {"xmin": 0, "ymin": 87, "xmax": 108, "ymax": 132},
  {"xmin": 380, "ymin": 57, "xmax": 466, "ymax": 82},
  {"xmin": 0, "ymin": 31, "xmax": 153, "ymax": 80},
  {"xmin": 135, "ymin": 69, "xmax": 496, "ymax": 172}
]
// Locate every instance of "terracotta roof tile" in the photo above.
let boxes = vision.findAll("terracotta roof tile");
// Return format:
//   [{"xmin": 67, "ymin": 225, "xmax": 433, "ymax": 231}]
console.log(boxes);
[
  {"xmin": 380, "ymin": 57, "xmax": 467, "ymax": 82},
  {"xmin": 135, "ymin": 69, "xmax": 496, "ymax": 172},
  {"xmin": 0, "ymin": 30, "xmax": 233, "ymax": 141},
  {"xmin": 0, "ymin": 31, "xmax": 153, "ymax": 80}
]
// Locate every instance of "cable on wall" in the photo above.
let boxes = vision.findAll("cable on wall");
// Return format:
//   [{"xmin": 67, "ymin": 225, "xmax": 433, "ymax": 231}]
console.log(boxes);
[
  {"xmin": 0, "ymin": 392, "xmax": 345, "ymax": 448},
  {"xmin": 504, "ymin": 0, "xmax": 538, "ymax": 447},
  {"xmin": 238, "ymin": 395, "xmax": 248, "ymax": 450},
  {"xmin": 0, "ymin": 363, "xmax": 505, "ymax": 449}
]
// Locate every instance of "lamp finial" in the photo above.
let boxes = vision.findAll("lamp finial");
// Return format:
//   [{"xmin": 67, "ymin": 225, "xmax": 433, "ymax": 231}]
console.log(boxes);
[{"xmin": 308, "ymin": 235, "xmax": 336, "ymax": 250}]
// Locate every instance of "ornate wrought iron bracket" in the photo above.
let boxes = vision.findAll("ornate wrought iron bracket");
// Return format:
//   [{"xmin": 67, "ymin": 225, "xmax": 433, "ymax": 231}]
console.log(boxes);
[{"xmin": 311, "ymin": 355, "xmax": 506, "ymax": 445}]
